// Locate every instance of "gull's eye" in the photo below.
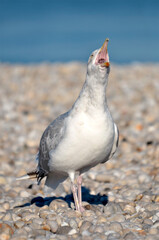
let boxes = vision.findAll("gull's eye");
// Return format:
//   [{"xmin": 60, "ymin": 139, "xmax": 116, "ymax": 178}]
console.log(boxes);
[
  {"xmin": 88, "ymin": 53, "xmax": 94, "ymax": 63},
  {"xmin": 89, "ymin": 54, "xmax": 94, "ymax": 60}
]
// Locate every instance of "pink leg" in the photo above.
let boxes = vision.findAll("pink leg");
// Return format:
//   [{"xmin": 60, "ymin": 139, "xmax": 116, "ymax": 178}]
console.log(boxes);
[
  {"xmin": 71, "ymin": 183, "xmax": 80, "ymax": 211},
  {"xmin": 77, "ymin": 175, "xmax": 85, "ymax": 212}
]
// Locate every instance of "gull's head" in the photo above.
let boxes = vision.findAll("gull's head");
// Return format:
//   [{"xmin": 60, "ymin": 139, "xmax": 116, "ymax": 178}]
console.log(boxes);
[{"xmin": 87, "ymin": 38, "xmax": 110, "ymax": 81}]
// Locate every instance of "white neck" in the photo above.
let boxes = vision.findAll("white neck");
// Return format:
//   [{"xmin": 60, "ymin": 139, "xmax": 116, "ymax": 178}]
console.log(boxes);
[{"xmin": 71, "ymin": 73, "xmax": 108, "ymax": 114}]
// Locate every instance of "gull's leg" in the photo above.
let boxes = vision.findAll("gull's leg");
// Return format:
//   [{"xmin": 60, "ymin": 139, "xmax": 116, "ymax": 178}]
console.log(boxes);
[
  {"xmin": 71, "ymin": 183, "xmax": 80, "ymax": 211},
  {"xmin": 77, "ymin": 175, "xmax": 85, "ymax": 212},
  {"xmin": 69, "ymin": 172, "xmax": 80, "ymax": 211}
]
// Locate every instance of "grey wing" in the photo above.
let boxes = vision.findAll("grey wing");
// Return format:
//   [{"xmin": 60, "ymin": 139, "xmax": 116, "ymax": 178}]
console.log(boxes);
[
  {"xmin": 109, "ymin": 123, "xmax": 119, "ymax": 159},
  {"xmin": 37, "ymin": 111, "xmax": 69, "ymax": 180}
]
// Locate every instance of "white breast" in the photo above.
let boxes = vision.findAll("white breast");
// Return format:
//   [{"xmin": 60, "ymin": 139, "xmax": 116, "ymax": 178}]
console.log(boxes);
[{"xmin": 49, "ymin": 110, "xmax": 114, "ymax": 174}]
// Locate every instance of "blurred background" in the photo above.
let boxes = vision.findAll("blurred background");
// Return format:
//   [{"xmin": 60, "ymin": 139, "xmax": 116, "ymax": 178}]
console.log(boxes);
[{"xmin": 0, "ymin": 0, "xmax": 159, "ymax": 64}]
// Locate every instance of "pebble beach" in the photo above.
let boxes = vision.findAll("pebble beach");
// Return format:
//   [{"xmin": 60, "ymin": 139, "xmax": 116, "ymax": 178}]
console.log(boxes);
[{"xmin": 0, "ymin": 62, "xmax": 159, "ymax": 240}]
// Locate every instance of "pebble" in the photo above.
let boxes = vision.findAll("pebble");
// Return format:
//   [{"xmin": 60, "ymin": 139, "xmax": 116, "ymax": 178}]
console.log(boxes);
[
  {"xmin": 1, "ymin": 63, "xmax": 159, "ymax": 239},
  {"xmin": 0, "ymin": 223, "xmax": 14, "ymax": 239},
  {"xmin": 0, "ymin": 176, "xmax": 7, "ymax": 185},
  {"xmin": 14, "ymin": 220, "xmax": 25, "ymax": 229},
  {"xmin": 97, "ymin": 215, "xmax": 107, "ymax": 223},
  {"xmin": 107, "ymin": 232, "xmax": 121, "ymax": 240},
  {"xmin": 82, "ymin": 230, "xmax": 91, "ymax": 236},
  {"xmin": 144, "ymin": 219, "xmax": 153, "ymax": 225},
  {"xmin": 22, "ymin": 213, "xmax": 39, "ymax": 221},
  {"xmin": 152, "ymin": 221, "xmax": 159, "ymax": 228},
  {"xmin": 149, "ymin": 228, "xmax": 159, "ymax": 235},
  {"xmin": 104, "ymin": 202, "xmax": 123, "ymax": 216},
  {"xmin": 42, "ymin": 224, "xmax": 50, "ymax": 231},
  {"xmin": 68, "ymin": 228, "xmax": 77, "ymax": 235},
  {"xmin": 12, "ymin": 213, "xmax": 21, "ymax": 222},
  {"xmin": 12, "ymin": 229, "xmax": 28, "ymax": 239},
  {"xmin": 39, "ymin": 210, "xmax": 50, "ymax": 219},
  {"xmin": 47, "ymin": 220, "xmax": 58, "ymax": 233},
  {"xmin": 109, "ymin": 222, "xmax": 123, "ymax": 233},
  {"xmin": 146, "ymin": 203, "xmax": 159, "ymax": 211},
  {"xmin": 49, "ymin": 199, "xmax": 68, "ymax": 211},
  {"xmin": 123, "ymin": 204, "xmax": 136, "ymax": 214},
  {"xmin": 151, "ymin": 214, "xmax": 159, "ymax": 223},
  {"xmin": 2, "ymin": 202, "xmax": 10, "ymax": 210},
  {"xmin": 138, "ymin": 174, "xmax": 152, "ymax": 184},
  {"xmin": 95, "ymin": 174, "xmax": 113, "ymax": 182},
  {"xmin": 30, "ymin": 222, "xmax": 42, "ymax": 230},
  {"xmin": 94, "ymin": 225, "xmax": 104, "ymax": 233},
  {"xmin": 56, "ymin": 226, "xmax": 72, "ymax": 235},
  {"xmin": 155, "ymin": 196, "xmax": 159, "ymax": 202},
  {"xmin": 88, "ymin": 225, "xmax": 96, "ymax": 233},
  {"xmin": 0, "ymin": 207, "xmax": 6, "ymax": 213},
  {"xmin": 79, "ymin": 221, "xmax": 92, "ymax": 233},
  {"xmin": 2, "ymin": 212, "xmax": 12, "ymax": 221},
  {"xmin": 82, "ymin": 210, "xmax": 95, "ymax": 217},
  {"xmin": 108, "ymin": 213, "xmax": 125, "ymax": 222},
  {"xmin": 145, "ymin": 236, "xmax": 159, "ymax": 240},
  {"xmin": 19, "ymin": 190, "xmax": 31, "ymax": 198},
  {"xmin": 124, "ymin": 232, "xmax": 137, "ymax": 240},
  {"xmin": 69, "ymin": 219, "xmax": 78, "ymax": 229}
]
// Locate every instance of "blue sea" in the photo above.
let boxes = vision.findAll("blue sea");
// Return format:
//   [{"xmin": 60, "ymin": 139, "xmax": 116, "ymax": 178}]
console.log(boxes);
[{"xmin": 0, "ymin": 0, "xmax": 159, "ymax": 63}]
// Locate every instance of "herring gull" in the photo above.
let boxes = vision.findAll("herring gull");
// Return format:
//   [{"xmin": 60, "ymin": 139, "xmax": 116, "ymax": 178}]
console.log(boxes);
[{"xmin": 19, "ymin": 39, "xmax": 119, "ymax": 212}]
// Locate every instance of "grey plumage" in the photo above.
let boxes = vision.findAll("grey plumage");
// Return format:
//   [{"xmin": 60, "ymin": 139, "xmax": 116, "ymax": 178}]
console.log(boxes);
[
  {"xmin": 109, "ymin": 123, "xmax": 119, "ymax": 159},
  {"xmin": 37, "ymin": 112, "xmax": 69, "ymax": 183}
]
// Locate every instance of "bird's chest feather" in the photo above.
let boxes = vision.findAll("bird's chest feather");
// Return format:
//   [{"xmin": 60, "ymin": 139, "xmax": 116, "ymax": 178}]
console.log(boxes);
[
  {"xmin": 70, "ymin": 113, "xmax": 110, "ymax": 149},
  {"xmin": 49, "ymin": 112, "xmax": 114, "ymax": 172}
]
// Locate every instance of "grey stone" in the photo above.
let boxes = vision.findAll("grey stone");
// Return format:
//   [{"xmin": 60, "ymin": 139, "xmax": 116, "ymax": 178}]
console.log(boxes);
[
  {"xmin": 104, "ymin": 202, "xmax": 123, "ymax": 216},
  {"xmin": 47, "ymin": 220, "xmax": 58, "ymax": 233},
  {"xmin": 109, "ymin": 222, "xmax": 123, "ymax": 233},
  {"xmin": 56, "ymin": 226, "xmax": 72, "ymax": 235},
  {"xmin": 79, "ymin": 221, "xmax": 92, "ymax": 233},
  {"xmin": 124, "ymin": 232, "xmax": 137, "ymax": 240},
  {"xmin": 108, "ymin": 214, "xmax": 125, "ymax": 222},
  {"xmin": 14, "ymin": 220, "xmax": 25, "ymax": 229},
  {"xmin": 107, "ymin": 232, "xmax": 121, "ymax": 240},
  {"xmin": 69, "ymin": 219, "xmax": 78, "ymax": 229}
]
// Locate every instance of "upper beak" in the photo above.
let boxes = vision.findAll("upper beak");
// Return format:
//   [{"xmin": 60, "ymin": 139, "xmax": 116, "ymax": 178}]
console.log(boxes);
[{"xmin": 96, "ymin": 38, "xmax": 110, "ymax": 67}]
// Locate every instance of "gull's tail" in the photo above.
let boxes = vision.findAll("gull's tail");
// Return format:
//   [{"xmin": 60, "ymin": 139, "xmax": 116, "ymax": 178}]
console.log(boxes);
[
  {"xmin": 16, "ymin": 169, "xmax": 66, "ymax": 190},
  {"xmin": 16, "ymin": 170, "xmax": 38, "ymax": 181},
  {"xmin": 16, "ymin": 169, "xmax": 48, "ymax": 185}
]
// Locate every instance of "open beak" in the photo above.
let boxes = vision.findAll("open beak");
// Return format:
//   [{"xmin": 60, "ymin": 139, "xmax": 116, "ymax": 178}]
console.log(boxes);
[{"xmin": 95, "ymin": 38, "xmax": 110, "ymax": 67}]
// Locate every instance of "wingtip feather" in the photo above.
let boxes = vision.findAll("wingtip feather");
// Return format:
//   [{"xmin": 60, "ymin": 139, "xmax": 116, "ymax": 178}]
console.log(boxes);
[
  {"xmin": 16, "ymin": 175, "xmax": 30, "ymax": 181},
  {"xmin": 16, "ymin": 170, "xmax": 37, "ymax": 181}
]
